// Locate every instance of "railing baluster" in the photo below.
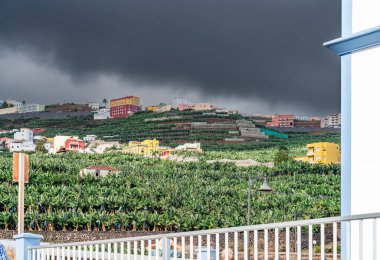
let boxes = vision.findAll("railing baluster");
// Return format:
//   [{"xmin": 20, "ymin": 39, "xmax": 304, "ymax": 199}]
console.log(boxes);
[
  {"xmin": 101, "ymin": 244, "xmax": 105, "ymax": 260},
  {"xmin": 133, "ymin": 241, "xmax": 137, "ymax": 260},
  {"xmin": 286, "ymin": 227, "xmax": 290, "ymax": 260},
  {"xmin": 297, "ymin": 226, "xmax": 301, "ymax": 260},
  {"xmin": 78, "ymin": 246, "xmax": 82, "ymax": 260},
  {"xmin": 321, "ymin": 223, "xmax": 325, "ymax": 260},
  {"xmin": 90, "ymin": 244, "xmax": 93, "ymax": 260},
  {"xmin": 127, "ymin": 242, "xmax": 131, "ymax": 260},
  {"xmin": 215, "ymin": 234, "xmax": 219, "ymax": 260},
  {"xmin": 181, "ymin": 237, "xmax": 185, "ymax": 260},
  {"xmin": 254, "ymin": 230, "xmax": 258, "ymax": 260},
  {"xmin": 32, "ymin": 249, "xmax": 36, "ymax": 260},
  {"xmin": 309, "ymin": 224, "xmax": 313, "ymax": 260},
  {"xmin": 140, "ymin": 240, "xmax": 144, "ymax": 258},
  {"xmin": 154, "ymin": 239, "xmax": 158, "ymax": 260},
  {"xmin": 198, "ymin": 235, "xmax": 202, "ymax": 260},
  {"xmin": 243, "ymin": 231, "xmax": 248, "ymax": 260},
  {"xmin": 234, "ymin": 232, "xmax": 238, "ymax": 260},
  {"xmin": 41, "ymin": 249, "xmax": 45, "ymax": 260},
  {"xmin": 264, "ymin": 229, "xmax": 268, "ymax": 260},
  {"xmin": 107, "ymin": 243, "xmax": 111, "ymax": 260},
  {"xmin": 333, "ymin": 222, "xmax": 337, "ymax": 260},
  {"xmin": 174, "ymin": 237, "xmax": 177, "ymax": 260},
  {"xmin": 275, "ymin": 228, "xmax": 279, "ymax": 260},
  {"xmin": 36, "ymin": 249, "xmax": 40, "ymax": 260},
  {"xmin": 121, "ymin": 242, "xmax": 124, "ymax": 260},
  {"xmin": 114, "ymin": 243, "xmax": 118, "ymax": 260},
  {"xmin": 148, "ymin": 240, "xmax": 152, "ymax": 260},
  {"xmin": 374, "ymin": 219, "xmax": 378, "ymax": 260},
  {"xmin": 84, "ymin": 245, "xmax": 88, "ymax": 260},
  {"xmin": 224, "ymin": 233, "xmax": 228, "ymax": 260},
  {"xmin": 73, "ymin": 246, "xmax": 76, "ymax": 260},
  {"xmin": 345, "ymin": 221, "xmax": 351, "ymax": 260},
  {"xmin": 359, "ymin": 220, "xmax": 363, "ymax": 260},
  {"xmin": 207, "ymin": 234, "xmax": 211, "ymax": 260},
  {"xmin": 95, "ymin": 244, "xmax": 99, "ymax": 260},
  {"xmin": 190, "ymin": 236, "xmax": 194, "ymax": 260}
]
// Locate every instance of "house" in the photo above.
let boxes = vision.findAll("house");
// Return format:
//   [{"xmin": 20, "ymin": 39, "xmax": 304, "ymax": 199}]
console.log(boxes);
[
  {"xmin": 94, "ymin": 108, "xmax": 111, "ymax": 120},
  {"xmin": 88, "ymin": 102, "xmax": 100, "ymax": 111},
  {"xmin": 14, "ymin": 128, "xmax": 33, "ymax": 141},
  {"xmin": 83, "ymin": 135, "xmax": 97, "ymax": 142},
  {"xmin": 32, "ymin": 128, "xmax": 46, "ymax": 134},
  {"xmin": 19, "ymin": 104, "xmax": 45, "ymax": 113},
  {"xmin": 123, "ymin": 139, "xmax": 160, "ymax": 157},
  {"xmin": 294, "ymin": 142, "xmax": 340, "ymax": 164},
  {"xmin": 320, "ymin": 113, "xmax": 341, "ymax": 128},
  {"xmin": 9, "ymin": 140, "xmax": 36, "ymax": 152},
  {"xmin": 80, "ymin": 165, "xmax": 122, "ymax": 177},
  {"xmin": 175, "ymin": 143, "xmax": 203, "ymax": 152},
  {"xmin": 177, "ymin": 104, "xmax": 192, "ymax": 111},
  {"xmin": 65, "ymin": 137, "xmax": 85, "ymax": 152},
  {"xmin": 266, "ymin": 114, "xmax": 295, "ymax": 128},
  {"xmin": 110, "ymin": 96, "xmax": 140, "ymax": 118},
  {"xmin": 191, "ymin": 103, "xmax": 213, "ymax": 111},
  {"xmin": 53, "ymin": 136, "xmax": 84, "ymax": 153}
]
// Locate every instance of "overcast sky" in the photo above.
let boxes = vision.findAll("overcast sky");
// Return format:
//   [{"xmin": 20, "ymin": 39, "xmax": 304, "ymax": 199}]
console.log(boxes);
[{"xmin": 0, "ymin": 0, "xmax": 340, "ymax": 116}]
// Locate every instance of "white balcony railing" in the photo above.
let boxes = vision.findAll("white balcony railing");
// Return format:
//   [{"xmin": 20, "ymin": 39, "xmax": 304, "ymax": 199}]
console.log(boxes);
[{"xmin": 27, "ymin": 212, "xmax": 380, "ymax": 260}]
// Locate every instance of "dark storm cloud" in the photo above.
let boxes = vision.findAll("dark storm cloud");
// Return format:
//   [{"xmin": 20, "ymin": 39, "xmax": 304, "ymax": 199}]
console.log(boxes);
[{"xmin": 0, "ymin": 0, "xmax": 340, "ymax": 114}]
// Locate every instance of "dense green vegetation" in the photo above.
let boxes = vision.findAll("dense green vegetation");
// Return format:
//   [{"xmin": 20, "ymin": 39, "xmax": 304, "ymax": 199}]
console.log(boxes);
[{"xmin": 0, "ymin": 152, "xmax": 340, "ymax": 232}]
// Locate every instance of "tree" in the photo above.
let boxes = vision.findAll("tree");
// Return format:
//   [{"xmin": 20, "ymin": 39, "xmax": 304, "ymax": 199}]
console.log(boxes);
[
  {"xmin": 36, "ymin": 140, "xmax": 47, "ymax": 153},
  {"xmin": 103, "ymin": 98, "xmax": 108, "ymax": 108},
  {"xmin": 22, "ymin": 100, "xmax": 26, "ymax": 105},
  {"xmin": 274, "ymin": 145, "xmax": 290, "ymax": 166}
]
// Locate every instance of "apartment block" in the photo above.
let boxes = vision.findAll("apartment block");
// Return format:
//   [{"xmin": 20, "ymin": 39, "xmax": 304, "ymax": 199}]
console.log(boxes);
[{"xmin": 294, "ymin": 142, "xmax": 340, "ymax": 164}]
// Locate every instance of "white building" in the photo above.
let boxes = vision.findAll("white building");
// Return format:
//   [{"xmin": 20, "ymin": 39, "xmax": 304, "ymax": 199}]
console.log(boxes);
[
  {"xmin": 19, "ymin": 104, "xmax": 45, "ymax": 113},
  {"xmin": 9, "ymin": 141, "xmax": 36, "ymax": 152},
  {"xmin": 80, "ymin": 165, "xmax": 122, "ymax": 177},
  {"xmin": 53, "ymin": 136, "xmax": 72, "ymax": 153},
  {"xmin": 14, "ymin": 128, "xmax": 33, "ymax": 141},
  {"xmin": 83, "ymin": 135, "xmax": 97, "ymax": 142},
  {"xmin": 5, "ymin": 100, "xmax": 22, "ymax": 109},
  {"xmin": 94, "ymin": 108, "xmax": 111, "ymax": 120},
  {"xmin": 175, "ymin": 143, "xmax": 202, "ymax": 152},
  {"xmin": 88, "ymin": 102, "xmax": 100, "ymax": 111},
  {"xmin": 320, "ymin": 113, "xmax": 341, "ymax": 128},
  {"xmin": 324, "ymin": 1, "xmax": 380, "ymax": 257}
]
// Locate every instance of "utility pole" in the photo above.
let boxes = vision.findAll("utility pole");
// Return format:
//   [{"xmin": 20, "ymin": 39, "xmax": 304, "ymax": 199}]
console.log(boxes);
[
  {"xmin": 13, "ymin": 153, "xmax": 29, "ymax": 234},
  {"xmin": 247, "ymin": 176, "xmax": 252, "ymax": 225}
]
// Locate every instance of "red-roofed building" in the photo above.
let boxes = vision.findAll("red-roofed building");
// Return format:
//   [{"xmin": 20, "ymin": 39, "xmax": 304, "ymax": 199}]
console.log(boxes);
[
  {"xmin": 65, "ymin": 137, "xmax": 85, "ymax": 152},
  {"xmin": 32, "ymin": 128, "xmax": 46, "ymax": 134}
]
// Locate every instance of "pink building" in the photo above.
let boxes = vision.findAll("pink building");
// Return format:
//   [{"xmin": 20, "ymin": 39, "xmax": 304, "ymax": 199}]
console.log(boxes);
[
  {"xmin": 178, "ymin": 104, "xmax": 192, "ymax": 111},
  {"xmin": 266, "ymin": 114, "xmax": 295, "ymax": 128}
]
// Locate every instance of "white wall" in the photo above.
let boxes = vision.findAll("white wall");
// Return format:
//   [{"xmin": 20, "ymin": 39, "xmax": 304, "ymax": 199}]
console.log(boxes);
[
  {"xmin": 352, "ymin": 0, "xmax": 380, "ymax": 33},
  {"xmin": 347, "ymin": 43, "xmax": 380, "ymax": 260}
]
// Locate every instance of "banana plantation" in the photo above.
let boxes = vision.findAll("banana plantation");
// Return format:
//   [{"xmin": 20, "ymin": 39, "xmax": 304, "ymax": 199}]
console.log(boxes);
[{"xmin": 0, "ymin": 152, "xmax": 340, "ymax": 232}]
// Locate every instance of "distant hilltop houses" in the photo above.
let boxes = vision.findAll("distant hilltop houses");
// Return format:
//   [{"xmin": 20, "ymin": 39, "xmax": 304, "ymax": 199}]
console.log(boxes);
[
  {"xmin": 252, "ymin": 112, "xmax": 341, "ymax": 129},
  {"xmin": 0, "ymin": 96, "xmax": 341, "ymax": 130}
]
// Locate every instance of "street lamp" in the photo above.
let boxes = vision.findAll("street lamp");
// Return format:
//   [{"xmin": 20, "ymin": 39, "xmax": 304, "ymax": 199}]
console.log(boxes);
[{"xmin": 247, "ymin": 176, "xmax": 273, "ymax": 225}]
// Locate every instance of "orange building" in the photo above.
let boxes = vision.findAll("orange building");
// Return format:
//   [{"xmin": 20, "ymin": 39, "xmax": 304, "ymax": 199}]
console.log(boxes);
[{"xmin": 110, "ymin": 96, "xmax": 140, "ymax": 118}]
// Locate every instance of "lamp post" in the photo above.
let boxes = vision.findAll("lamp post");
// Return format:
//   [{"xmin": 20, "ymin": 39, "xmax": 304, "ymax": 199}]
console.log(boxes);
[{"xmin": 247, "ymin": 176, "xmax": 273, "ymax": 225}]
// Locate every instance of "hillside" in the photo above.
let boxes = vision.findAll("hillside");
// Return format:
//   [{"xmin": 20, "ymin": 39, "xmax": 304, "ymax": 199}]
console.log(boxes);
[{"xmin": 0, "ymin": 110, "xmax": 340, "ymax": 152}]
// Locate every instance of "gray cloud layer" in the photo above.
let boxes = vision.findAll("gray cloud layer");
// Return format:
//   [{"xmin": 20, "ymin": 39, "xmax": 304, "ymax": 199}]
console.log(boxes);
[{"xmin": 0, "ymin": 0, "xmax": 341, "ymax": 115}]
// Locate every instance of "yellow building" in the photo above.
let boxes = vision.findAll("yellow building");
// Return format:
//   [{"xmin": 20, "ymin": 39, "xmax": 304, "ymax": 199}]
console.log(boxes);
[
  {"xmin": 147, "ymin": 106, "xmax": 157, "ymax": 112},
  {"xmin": 123, "ymin": 139, "xmax": 160, "ymax": 157},
  {"xmin": 294, "ymin": 142, "xmax": 341, "ymax": 164},
  {"xmin": 110, "ymin": 96, "xmax": 140, "ymax": 108}
]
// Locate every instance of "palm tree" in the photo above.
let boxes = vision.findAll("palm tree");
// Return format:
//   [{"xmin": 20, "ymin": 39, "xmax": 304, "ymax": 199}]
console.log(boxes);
[{"xmin": 103, "ymin": 98, "xmax": 108, "ymax": 108}]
